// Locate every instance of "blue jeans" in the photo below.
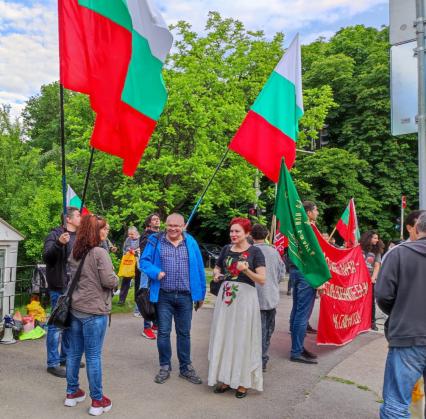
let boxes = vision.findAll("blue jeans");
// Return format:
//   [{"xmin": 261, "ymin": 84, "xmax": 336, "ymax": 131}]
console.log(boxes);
[
  {"xmin": 289, "ymin": 267, "xmax": 316, "ymax": 358},
  {"xmin": 156, "ymin": 289, "xmax": 193, "ymax": 373},
  {"xmin": 66, "ymin": 313, "xmax": 108, "ymax": 400},
  {"xmin": 46, "ymin": 290, "xmax": 69, "ymax": 367},
  {"xmin": 381, "ymin": 346, "xmax": 426, "ymax": 418}
]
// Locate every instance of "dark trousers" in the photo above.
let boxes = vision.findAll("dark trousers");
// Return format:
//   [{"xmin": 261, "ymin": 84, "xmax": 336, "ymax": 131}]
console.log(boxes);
[
  {"xmin": 371, "ymin": 283, "xmax": 376, "ymax": 327},
  {"xmin": 261, "ymin": 309, "xmax": 276, "ymax": 367},
  {"xmin": 156, "ymin": 289, "xmax": 193, "ymax": 373},
  {"xmin": 119, "ymin": 277, "xmax": 132, "ymax": 303},
  {"xmin": 134, "ymin": 269, "xmax": 141, "ymax": 302}
]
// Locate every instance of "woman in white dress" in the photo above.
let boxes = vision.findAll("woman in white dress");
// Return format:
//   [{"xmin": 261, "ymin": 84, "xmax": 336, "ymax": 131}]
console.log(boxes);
[{"xmin": 208, "ymin": 217, "xmax": 266, "ymax": 398}]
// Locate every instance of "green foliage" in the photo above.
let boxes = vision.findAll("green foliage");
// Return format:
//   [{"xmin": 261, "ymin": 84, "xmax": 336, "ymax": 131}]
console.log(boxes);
[{"xmin": 1, "ymin": 16, "xmax": 419, "ymax": 266}]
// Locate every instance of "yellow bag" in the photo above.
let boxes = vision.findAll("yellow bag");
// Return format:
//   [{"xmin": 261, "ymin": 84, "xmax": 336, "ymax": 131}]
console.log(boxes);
[
  {"xmin": 117, "ymin": 253, "xmax": 136, "ymax": 277},
  {"xmin": 26, "ymin": 300, "xmax": 46, "ymax": 323}
]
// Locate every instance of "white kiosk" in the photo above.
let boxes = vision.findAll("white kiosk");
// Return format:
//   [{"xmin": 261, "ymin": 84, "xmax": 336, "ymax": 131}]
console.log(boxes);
[{"xmin": 0, "ymin": 218, "xmax": 24, "ymax": 320}]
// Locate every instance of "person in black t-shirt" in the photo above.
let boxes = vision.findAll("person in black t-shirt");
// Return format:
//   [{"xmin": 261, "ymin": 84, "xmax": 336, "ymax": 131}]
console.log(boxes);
[{"xmin": 208, "ymin": 217, "xmax": 266, "ymax": 398}]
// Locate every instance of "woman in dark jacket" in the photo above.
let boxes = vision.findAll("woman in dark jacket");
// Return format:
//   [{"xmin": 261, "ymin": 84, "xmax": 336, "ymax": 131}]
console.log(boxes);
[
  {"xmin": 360, "ymin": 230, "xmax": 384, "ymax": 331},
  {"xmin": 64, "ymin": 215, "xmax": 118, "ymax": 416}
]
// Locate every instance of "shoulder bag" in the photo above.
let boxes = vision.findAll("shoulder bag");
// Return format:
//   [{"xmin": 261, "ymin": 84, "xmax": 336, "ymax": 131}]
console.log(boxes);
[
  {"xmin": 135, "ymin": 233, "xmax": 162, "ymax": 322},
  {"xmin": 47, "ymin": 252, "xmax": 88, "ymax": 329}
]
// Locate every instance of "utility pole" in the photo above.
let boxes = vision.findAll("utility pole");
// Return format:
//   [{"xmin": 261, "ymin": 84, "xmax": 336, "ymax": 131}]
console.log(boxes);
[{"xmin": 416, "ymin": 0, "xmax": 426, "ymax": 209}]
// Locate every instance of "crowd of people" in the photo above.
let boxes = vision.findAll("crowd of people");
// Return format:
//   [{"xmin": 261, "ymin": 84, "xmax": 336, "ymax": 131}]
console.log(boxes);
[{"xmin": 41, "ymin": 204, "xmax": 426, "ymax": 417}]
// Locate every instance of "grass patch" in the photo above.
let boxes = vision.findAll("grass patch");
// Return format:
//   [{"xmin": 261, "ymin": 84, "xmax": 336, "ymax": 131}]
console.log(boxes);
[
  {"xmin": 325, "ymin": 376, "xmax": 380, "ymax": 400},
  {"xmin": 327, "ymin": 376, "xmax": 356, "ymax": 386}
]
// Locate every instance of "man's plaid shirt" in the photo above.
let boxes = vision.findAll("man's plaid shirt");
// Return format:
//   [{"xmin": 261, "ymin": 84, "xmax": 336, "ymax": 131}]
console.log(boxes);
[{"xmin": 160, "ymin": 235, "xmax": 190, "ymax": 291}]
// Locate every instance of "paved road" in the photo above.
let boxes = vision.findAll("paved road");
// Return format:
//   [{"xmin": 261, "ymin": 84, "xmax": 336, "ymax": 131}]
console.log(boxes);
[{"xmin": 0, "ymin": 284, "xmax": 384, "ymax": 418}]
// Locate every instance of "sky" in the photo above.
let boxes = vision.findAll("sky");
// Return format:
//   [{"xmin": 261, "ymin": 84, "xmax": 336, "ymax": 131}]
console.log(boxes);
[{"xmin": 0, "ymin": 0, "xmax": 389, "ymax": 119}]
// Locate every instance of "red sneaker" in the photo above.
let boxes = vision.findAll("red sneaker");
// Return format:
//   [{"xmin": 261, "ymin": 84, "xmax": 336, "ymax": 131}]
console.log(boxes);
[
  {"xmin": 141, "ymin": 328, "xmax": 156, "ymax": 340},
  {"xmin": 89, "ymin": 395, "xmax": 112, "ymax": 416},
  {"xmin": 151, "ymin": 325, "xmax": 158, "ymax": 332},
  {"xmin": 64, "ymin": 388, "xmax": 86, "ymax": 407}
]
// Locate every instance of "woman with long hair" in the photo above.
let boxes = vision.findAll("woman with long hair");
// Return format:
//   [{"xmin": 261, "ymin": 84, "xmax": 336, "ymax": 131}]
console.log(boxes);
[
  {"xmin": 64, "ymin": 215, "xmax": 118, "ymax": 416},
  {"xmin": 208, "ymin": 217, "xmax": 266, "ymax": 398},
  {"xmin": 360, "ymin": 230, "xmax": 384, "ymax": 331}
]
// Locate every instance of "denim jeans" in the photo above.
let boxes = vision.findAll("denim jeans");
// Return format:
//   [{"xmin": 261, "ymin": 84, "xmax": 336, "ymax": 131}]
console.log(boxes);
[
  {"xmin": 289, "ymin": 267, "xmax": 316, "ymax": 358},
  {"xmin": 46, "ymin": 290, "xmax": 69, "ymax": 367},
  {"xmin": 66, "ymin": 313, "xmax": 108, "ymax": 401},
  {"xmin": 156, "ymin": 289, "xmax": 193, "ymax": 373},
  {"xmin": 261, "ymin": 309, "xmax": 276, "ymax": 367},
  {"xmin": 380, "ymin": 346, "xmax": 426, "ymax": 418}
]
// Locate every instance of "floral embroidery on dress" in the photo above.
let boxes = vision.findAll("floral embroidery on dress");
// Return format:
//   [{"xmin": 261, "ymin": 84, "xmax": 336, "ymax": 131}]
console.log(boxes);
[
  {"xmin": 222, "ymin": 282, "xmax": 239, "ymax": 306},
  {"xmin": 224, "ymin": 251, "xmax": 249, "ymax": 280}
]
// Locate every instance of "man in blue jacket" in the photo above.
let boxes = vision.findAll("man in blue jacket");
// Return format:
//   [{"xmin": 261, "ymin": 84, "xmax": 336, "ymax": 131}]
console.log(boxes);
[{"xmin": 140, "ymin": 213, "xmax": 206, "ymax": 385}]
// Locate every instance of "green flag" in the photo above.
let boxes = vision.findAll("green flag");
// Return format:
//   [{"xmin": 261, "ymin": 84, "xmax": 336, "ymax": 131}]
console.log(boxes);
[{"xmin": 274, "ymin": 161, "xmax": 330, "ymax": 288}]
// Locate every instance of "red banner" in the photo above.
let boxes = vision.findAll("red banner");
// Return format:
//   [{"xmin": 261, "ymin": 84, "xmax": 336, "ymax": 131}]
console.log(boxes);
[{"xmin": 313, "ymin": 226, "xmax": 372, "ymax": 346}]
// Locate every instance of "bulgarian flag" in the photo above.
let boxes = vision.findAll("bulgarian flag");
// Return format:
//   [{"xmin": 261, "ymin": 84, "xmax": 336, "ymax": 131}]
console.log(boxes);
[
  {"xmin": 336, "ymin": 198, "xmax": 360, "ymax": 248},
  {"xmin": 274, "ymin": 160, "xmax": 330, "ymax": 288},
  {"xmin": 59, "ymin": 0, "xmax": 173, "ymax": 176},
  {"xmin": 229, "ymin": 34, "xmax": 303, "ymax": 183},
  {"xmin": 66, "ymin": 185, "xmax": 91, "ymax": 215}
]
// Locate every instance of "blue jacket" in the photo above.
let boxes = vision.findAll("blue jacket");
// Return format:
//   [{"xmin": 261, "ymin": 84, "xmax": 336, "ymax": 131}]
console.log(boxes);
[{"xmin": 140, "ymin": 232, "xmax": 206, "ymax": 303}]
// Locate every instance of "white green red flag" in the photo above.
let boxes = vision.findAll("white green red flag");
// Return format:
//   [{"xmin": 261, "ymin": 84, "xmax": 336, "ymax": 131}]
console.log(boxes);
[
  {"xmin": 229, "ymin": 34, "xmax": 303, "ymax": 182},
  {"xmin": 59, "ymin": 0, "xmax": 173, "ymax": 176},
  {"xmin": 336, "ymin": 198, "xmax": 360, "ymax": 248},
  {"xmin": 66, "ymin": 185, "xmax": 90, "ymax": 215}
]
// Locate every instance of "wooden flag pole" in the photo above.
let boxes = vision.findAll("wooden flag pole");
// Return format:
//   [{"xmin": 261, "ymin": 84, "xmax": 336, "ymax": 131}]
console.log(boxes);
[
  {"xmin": 328, "ymin": 225, "xmax": 337, "ymax": 242},
  {"xmin": 270, "ymin": 183, "xmax": 278, "ymax": 241}
]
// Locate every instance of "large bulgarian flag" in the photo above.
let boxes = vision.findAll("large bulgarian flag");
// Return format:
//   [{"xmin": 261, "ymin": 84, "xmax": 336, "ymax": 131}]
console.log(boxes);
[
  {"xmin": 59, "ymin": 0, "xmax": 173, "ymax": 176},
  {"xmin": 229, "ymin": 34, "xmax": 303, "ymax": 183},
  {"xmin": 336, "ymin": 198, "xmax": 360, "ymax": 248}
]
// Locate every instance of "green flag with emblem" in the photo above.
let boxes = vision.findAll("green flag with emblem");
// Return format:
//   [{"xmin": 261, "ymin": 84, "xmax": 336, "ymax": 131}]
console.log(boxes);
[{"xmin": 273, "ymin": 161, "xmax": 330, "ymax": 288}]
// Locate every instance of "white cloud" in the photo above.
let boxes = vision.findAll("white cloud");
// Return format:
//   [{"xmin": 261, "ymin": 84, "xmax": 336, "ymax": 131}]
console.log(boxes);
[
  {"xmin": 159, "ymin": 0, "xmax": 388, "ymax": 34},
  {"xmin": 0, "ymin": 0, "xmax": 387, "ymax": 118},
  {"xmin": 0, "ymin": 0, "xmax": 58, "ymax": 117}
]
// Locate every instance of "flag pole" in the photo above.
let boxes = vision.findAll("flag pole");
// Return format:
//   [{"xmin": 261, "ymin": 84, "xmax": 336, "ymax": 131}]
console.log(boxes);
[
  {"xmin": 270, "ymin": 183, "xmax": 278, "ymax": 241},
  {"xmin": 185, "ymin": 148, "xmax": 230, "ymax": 229},
  {"xmin": 328, "ymin": 226, "xmax": 337, "ymax": 241},
  {"xmin": 59, "ymin": 84, "xmax": 67, "ymax": 228},
  {"xmin": 58, "ymin": 0, "xmax": 67, "ymax": 228},
  {"xmin": 80, "ymin": 147, "xmax": 95, "ymax": 213}
]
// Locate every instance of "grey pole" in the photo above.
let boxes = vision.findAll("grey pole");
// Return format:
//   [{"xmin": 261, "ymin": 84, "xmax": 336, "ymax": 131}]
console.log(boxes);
[{"xmin": 416, "ymin": 0, "xmax": 426, "ymax": 209}]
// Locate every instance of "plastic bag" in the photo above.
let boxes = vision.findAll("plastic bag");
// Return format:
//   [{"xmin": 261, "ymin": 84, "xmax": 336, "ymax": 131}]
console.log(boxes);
[
  {"xmin": 27, "ymin": 300, "xmax": 46, "ymax": 323},
  {"xmin": 117, "ymin": 253, "xmax": 136, "ymax": 277}
]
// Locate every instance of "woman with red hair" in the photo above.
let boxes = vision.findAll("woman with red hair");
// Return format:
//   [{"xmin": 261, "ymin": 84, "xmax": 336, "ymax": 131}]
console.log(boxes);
[
  {"xmin": 208, "ymin": 217, "xmax": 266, "ymax": 398},
  {"xmin": 64, "ymin": 215, "xmax": 118, "ymax": 416}
]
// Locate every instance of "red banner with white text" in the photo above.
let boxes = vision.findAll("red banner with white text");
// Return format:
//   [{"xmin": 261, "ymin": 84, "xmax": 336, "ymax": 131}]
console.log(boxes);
[{"xmin": 313, "ymin": 226, "xmax": 372, "ymax": 346}]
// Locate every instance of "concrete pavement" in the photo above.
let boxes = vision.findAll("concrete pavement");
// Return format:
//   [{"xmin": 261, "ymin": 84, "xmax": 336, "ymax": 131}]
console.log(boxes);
[{"xmin": 0, "ymin": 282, "xmax": 386, "ymax": 418}]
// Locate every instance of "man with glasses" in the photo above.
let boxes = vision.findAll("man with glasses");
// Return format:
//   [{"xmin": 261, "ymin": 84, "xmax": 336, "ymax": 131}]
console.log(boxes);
[
  {"xmin": 43, "ymin": 206, "xmax": 81, "ymax": 377},
  {"xmin": 140, "ymin": 213, "xmax": 206, "ymax": 384}
]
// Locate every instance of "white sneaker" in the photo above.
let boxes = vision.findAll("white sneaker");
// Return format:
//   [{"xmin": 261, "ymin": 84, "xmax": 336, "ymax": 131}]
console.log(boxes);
[
  {"xmin": 89, "ymin": 396, "xmax": 112, "ymax": 416},
  {"xmin": 64, "ymin": 388, "xmax": 86, "ymax": 407}
]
